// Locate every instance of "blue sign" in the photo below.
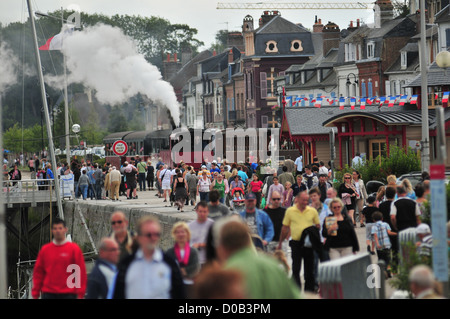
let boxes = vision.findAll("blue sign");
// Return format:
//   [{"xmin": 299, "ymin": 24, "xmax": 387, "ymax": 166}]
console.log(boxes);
[{"xmin": 430, "ymin": 178, "xmax": 449, "ymax": 282}]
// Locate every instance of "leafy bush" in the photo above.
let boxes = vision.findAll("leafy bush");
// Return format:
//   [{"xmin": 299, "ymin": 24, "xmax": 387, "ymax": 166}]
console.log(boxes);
[
  {"xmin": 334, "ymin": 145, "xmax": 421, "ymax": 186},
  {"xmin": 390, "ymin": 241, "xmax": 431, "ymax": 297}
]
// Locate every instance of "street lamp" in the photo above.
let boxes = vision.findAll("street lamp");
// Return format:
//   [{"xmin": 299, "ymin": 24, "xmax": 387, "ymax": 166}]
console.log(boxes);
[
  {"xmin": 346, "ymin": 73, "xmax": 358, "ymax": 105},
  {"xmin": 436, "ymin": 50, "xmax": 450, "ymax": 75}
]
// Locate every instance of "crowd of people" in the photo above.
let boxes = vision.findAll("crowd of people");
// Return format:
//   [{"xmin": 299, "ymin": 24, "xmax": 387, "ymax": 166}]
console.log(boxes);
[{"xmin": 29, "ymin": 152, "xmax": 449, "ymax": 299}]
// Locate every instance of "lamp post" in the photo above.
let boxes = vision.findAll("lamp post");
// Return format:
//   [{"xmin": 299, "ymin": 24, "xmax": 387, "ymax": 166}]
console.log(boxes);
[
  {"xmin": 431, "ymin": 49, "xmax": 450, "ymax": 298},
  {"xmin": 346, "ymin": 73, "xmax": 358, "ymax": 106},
  {"xmin": 419, "ymin": 0, "xmax": 430, "ymax": 173}
]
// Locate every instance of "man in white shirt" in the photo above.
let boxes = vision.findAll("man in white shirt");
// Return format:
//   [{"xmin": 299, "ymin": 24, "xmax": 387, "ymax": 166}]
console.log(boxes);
[
  {"xmin": 188, "ymin": 202, "xmax": 214, "ymax": 265},
  {"xmin": 352, "ymin": 152, "xmax": 363, "ymax": 167},
  {"xmin": 294, "ymin": 154, "xmax": 303, "ymax": 176}
]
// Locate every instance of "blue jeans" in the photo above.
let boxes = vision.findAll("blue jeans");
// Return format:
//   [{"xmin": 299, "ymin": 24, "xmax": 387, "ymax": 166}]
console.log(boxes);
[
  {"xmin": 88, "ymin": 184, "xmax": 95, "ymax": 199},
  {"xmin": 138, "ymin": 173, "xmax": 146, "ymax": 191},
  {"xmin": 200, "ymin": 192, "xmax": 209, "ymax": 202},
  {"xmin": 95, "ymin": 183, "xmax": 102, "ymax": 199},
  {"xmin": 79, "ymin": 184, "xmax": 88, "ymax": 199}
]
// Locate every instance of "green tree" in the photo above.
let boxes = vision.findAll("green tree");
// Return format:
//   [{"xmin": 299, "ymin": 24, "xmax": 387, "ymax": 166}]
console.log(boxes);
[{"xmin": 210, "ymin": 29, "xmax": 228, "ymax": 53}]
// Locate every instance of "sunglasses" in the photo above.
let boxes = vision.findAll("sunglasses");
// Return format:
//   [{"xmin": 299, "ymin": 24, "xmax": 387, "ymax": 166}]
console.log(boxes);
[
  {"xmin": 344, "ymin": 177, "xmax": 351, "ymax": 179},
  {"xmin": 272, "ymin": 198, "xmax": 281, "ymax": 200},
  {"xmin": 141, "ymin": 232, "xmax": 161, "ymax": 239},
  {"xmin": 111, "ymin": 220, "xmax": 123, "ymax": 225},
  {"xmin": 332, "ymin": 206, "xmax": 342, "ymax": 209}
]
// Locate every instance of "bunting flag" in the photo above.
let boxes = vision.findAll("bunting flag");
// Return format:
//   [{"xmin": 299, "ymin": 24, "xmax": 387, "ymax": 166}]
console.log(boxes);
[
  {"xmin": 350, "ymin": 97, "xmax": 356, "ymax": 110},
  {"xmin": 399, "ymin": 95, "xmax": 408, "ymax": 106},
  {"xmin": 435, "ymin": 93, "xmax": 439, "ymax": 100},
  {"xmin": 388, "ymin": 96, "xmax": 396, "ymax": 107},
  {"xmin": 314, "ymin": 97, "xmax": 323, "ymax": 108},
  {"xmin": 292, "ymin": 97, "xmax": 302, "ymax": 106},
  {"xmin": 339, "ymin": 97, "xmax": 346, "ymax": 110},
  {"xmin": 442, "ymin": 91, "xmax": 449, "ymax": 103},
  {"xmin": 283, "ymin": 93, "xmax": 428, "ymax": 109},
  {"xmin": 443, "ymin": 91, "xmax": 449, "ymax": 108},
  {"xmin": 360, "ymin": 98, "xmax": 366, "ymax": 110}
]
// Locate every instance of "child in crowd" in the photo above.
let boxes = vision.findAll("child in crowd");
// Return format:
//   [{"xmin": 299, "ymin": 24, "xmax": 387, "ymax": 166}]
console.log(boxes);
[{"xmin": 371, "ymin": 211, "xmax": 397, "ymax": 278}]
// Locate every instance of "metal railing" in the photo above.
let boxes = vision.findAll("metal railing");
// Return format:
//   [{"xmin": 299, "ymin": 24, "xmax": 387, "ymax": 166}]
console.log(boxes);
[{"xmin": 1, "ymin": 179, "xmax": 57, "ymax": 207}]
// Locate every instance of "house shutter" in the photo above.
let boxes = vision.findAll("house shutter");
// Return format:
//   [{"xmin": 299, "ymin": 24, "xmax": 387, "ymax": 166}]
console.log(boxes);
[
  {"xmin": 361, "ymin": 82, "xmax": 366, "ymax": 97},
  {"xmin": 260, "ymin": 72, "xmax": 267, "ymax": 99}
]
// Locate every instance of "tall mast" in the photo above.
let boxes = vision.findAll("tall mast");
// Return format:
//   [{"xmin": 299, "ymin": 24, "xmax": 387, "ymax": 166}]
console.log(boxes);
[{"xmin": 27, "ymin": 0, "xmax": 64, "ymax": 219}]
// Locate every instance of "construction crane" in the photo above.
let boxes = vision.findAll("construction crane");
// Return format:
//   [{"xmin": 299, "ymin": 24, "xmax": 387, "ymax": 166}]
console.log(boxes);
[{"xmin": 217, "ymin": 2, "xmax": 373, "ymax": 10}]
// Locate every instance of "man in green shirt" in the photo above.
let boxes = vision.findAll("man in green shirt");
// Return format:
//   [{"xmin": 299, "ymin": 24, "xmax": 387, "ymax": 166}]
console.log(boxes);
[
  {"xmin": 137, "ymin": 160, "xmax": 147, "ymax": 191},
  {"xmin": 215, "ymin": 217, "xmax": 301, "ymax": 299}
]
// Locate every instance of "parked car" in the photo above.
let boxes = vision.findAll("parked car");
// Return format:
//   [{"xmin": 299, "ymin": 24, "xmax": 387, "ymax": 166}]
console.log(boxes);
[
  {"xmin": 366, "ymin": 180, "xmax": 385, "ymax": 198},
  {"xmin": 397, "ymin": 171, "xmax": 450, "ymax": 188}
]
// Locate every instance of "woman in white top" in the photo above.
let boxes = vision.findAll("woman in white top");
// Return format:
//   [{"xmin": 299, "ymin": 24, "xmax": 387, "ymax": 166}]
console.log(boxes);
[
  {"xmin": 197, "ymin": 171, "xmax": 211, "ymax": 202},
  {"xmin": 159, "ymin": 165, "xmax": 173, "ymax": 202},
  {"xmin": 352, "ymin": 170, "xmax": 368, "ymax": 227}
]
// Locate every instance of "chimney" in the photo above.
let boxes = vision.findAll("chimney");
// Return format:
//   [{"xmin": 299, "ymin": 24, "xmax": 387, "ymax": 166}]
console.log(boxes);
[
  {"xmin": 213, "ymin": 50, "xmax": 217, "ymax": 56},
  {"xmin": 322, "ymin": 21, "xmax": 341, "ymax": 56},
  {"xmin": 259, "ymin": 10, "xmax": 278, "ymax": 28},
  {"xmin": 357, "ymin": 19, "xmax": 360, "ymax": 27},
  {"xmin": 174, "ymin": 53, "xmax": 177, "ymax": 62},
  {"xmin": 167, "ymin": 53, "xmax": 170, "ymax": 62},
  {"xmin": 228, "ymin": 49, "xmax": 234, "ymax": 64},
  {"xmin": 313, "ymin": 17, "xmax": 324, "ymax": 33},
  {"xmin": 374, "ymin": 0, "xmax": 394, "ymax": 27}
]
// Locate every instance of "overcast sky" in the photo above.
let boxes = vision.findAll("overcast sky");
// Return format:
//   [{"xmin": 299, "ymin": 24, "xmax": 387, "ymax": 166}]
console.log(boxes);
[{"xmin": 1, "ymin": 0, "xmax": 377, "ymax": 49}]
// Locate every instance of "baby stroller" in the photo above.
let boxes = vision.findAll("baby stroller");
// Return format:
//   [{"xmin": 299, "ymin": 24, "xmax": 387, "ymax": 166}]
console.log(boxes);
[{"xmin": 231, "ymin": 187, "xmax": 246, "ymax": 210}]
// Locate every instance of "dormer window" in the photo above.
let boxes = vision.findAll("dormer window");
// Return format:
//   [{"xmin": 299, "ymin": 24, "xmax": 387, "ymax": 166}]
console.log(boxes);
[
  {"xmin": 345, "ymin": 43, "xmax": 356, "ymax": 62},
  {"xmin": 401, "ymin": 51, "xmax": 407, "ymax": 70},
  {"xmin": 265, "ymin": 40, "xmax": 279, "ymax": 53},
  {"xmin": 290, "ymin": 40, "xmax": 303, "ymax": 52},
  {"xmin": 367, "ymin": 41, "xmax": 375, "ymax": 59}
]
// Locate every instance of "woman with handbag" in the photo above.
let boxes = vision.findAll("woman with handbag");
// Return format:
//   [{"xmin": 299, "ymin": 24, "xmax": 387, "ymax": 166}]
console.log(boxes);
[
  {"xmin": 338, "ymin": 173, "xmax": 359, "ymax": 227},
  {"xmin": 352, "ymin": 170, "xmax": 368, "ymax": 227}
]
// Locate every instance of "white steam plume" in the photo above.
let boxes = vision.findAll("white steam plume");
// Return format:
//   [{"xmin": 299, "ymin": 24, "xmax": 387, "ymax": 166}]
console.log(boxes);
[
  {"xmin": 46, "ymin": 24, "xmax": 180, "ymax": 126},
  {"xmin": 0, "ymin": 42, "xmax": 20, "ymax": 93}
]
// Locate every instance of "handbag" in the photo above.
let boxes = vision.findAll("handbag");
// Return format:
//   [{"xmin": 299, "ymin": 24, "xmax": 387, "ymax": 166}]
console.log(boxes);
[
  {"xmin": 342, "ymin": 193, "xmax": 352, "ymax": 205},
  {"xmin": 260, "ymin": 197, "xmax": 266, "ymax": 209}
]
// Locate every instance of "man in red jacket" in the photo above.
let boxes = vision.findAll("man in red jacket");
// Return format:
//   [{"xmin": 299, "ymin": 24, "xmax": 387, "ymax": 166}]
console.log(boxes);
[{"xmin": 32, "ymin": 218, "xmax": 87, "ymax": 299}]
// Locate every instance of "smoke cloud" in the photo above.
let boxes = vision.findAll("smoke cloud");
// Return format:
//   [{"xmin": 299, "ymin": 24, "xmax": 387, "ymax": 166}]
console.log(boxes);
[
  {"xmin": 46, "ymin": 24, "xmax": 180, "ymax": 126},
  {"xmin": 0, "ymin": 42, "xmax": 20, "ymax": 94}
]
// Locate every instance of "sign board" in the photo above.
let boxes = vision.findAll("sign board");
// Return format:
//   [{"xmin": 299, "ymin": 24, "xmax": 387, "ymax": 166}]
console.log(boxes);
[
  {"xmin": 112, "ymin": 140, "xmax": 128, "ymax": 156},
  {"xmin": 60, "ymin": 173, "xmax": 74, "ymax": 198},
  {"xmin": 430, "ymin": 164, "xmax": 449, "ymax": 282}
]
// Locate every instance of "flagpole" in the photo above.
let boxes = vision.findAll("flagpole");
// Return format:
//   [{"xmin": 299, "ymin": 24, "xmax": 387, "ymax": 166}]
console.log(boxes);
[
  {"xmin": 0, "ymin": 93, "xmax": 7, "ymax": 298},
  {"xmin": 62, "ymin": 9, "xmax": 71, "ymax": 167},
  {"xmin": 27, "ymin": 0, "xmax": 64, "ymax": 219},
  {"xmin": 419, "ymin": 0, "xmax": 430, "ymax": 172}
]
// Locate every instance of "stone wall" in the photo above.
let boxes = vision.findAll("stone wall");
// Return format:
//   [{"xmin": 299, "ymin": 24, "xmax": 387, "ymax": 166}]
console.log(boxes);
[{"xmin": 63, "ymin": 201, "xmax": 195, "ymax": 253}]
